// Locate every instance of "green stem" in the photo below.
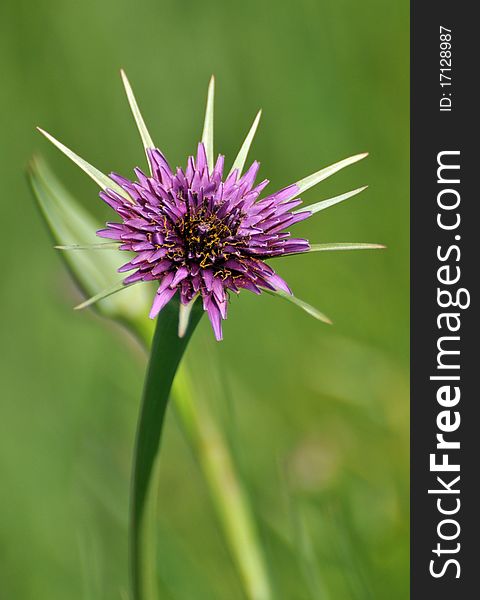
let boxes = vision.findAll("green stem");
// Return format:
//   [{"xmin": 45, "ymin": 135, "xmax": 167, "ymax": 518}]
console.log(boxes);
[{"xmin": 130, "ymin": 299, "xmax": 203, "ymax": 600}]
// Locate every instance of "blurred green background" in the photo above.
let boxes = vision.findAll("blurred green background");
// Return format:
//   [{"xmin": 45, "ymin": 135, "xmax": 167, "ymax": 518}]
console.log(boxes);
[{"xmin": 0, "ymin": 0, "xmax": 408, "ymax": 599}]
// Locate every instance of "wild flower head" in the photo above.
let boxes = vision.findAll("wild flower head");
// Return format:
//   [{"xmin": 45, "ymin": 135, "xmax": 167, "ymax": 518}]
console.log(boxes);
[
  {"xmin": 97, "ymin": 142, "xmax": 311, "ymax": 340},
  {"xmin": 38, "ymin": 72, "xmax": 382, "ymax": 340}
]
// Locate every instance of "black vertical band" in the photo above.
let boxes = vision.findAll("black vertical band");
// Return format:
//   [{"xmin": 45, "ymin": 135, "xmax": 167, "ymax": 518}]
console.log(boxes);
[{"xmin": 411, "ymin": 3, "xmax": 476, "ymax": 597}]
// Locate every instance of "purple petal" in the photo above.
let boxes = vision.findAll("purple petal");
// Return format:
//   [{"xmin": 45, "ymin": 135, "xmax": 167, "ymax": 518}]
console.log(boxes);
[
  {"xmin": 147, "ymin": 148, "xmax": 172, "ymax": 179},
  {"xmin": 204, "ymin": 297, "xmax": 223, "ymax": 341},
  {"xmin": 238, "ymin": 161, "xmax": 260, "ymax": 192},
  {"xmin": 264, "ymin": 272, "xmax": 292, "ymax": 294},
  {"xmin": 97, "ymin": 228, "xmax": 122, "ymax": 240},
  {"xmin": 149, "ymin": 286, "xmax": 177, "ymax": 319},
  {"xmin": 124, "ymin": 271, "xmax": 145, "ymax": 284},
  {"xmin": 196, "ymin": 142, "xmax": 208, "ymax": 174},
  {"xmin": 171, "ymin": 266, "xmax": 189, "ymax": 287}
]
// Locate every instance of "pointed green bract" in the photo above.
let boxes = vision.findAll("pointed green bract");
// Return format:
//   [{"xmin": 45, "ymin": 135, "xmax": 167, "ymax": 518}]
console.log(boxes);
[
  {"xmin": 178, "ymin": 296, "xmax": 199, "ymax": 338},
  {"xmin": 296, "ymin": 186, "xmax": 368, "ymax": 215},
  {"xmin": 74, "ymin": 280, "xmax": 137, "ymax": 310},
  {"xmin": 286, "ymin": 152, "xmax": 368, "ymax": 202},
  {"xmin": 266, "ymin": 290, "xmax": 332, "ymax": 324},
  {"xmin": 308, "ymin": 242, "xmax": 386, "ymax": 252},
  {"xmin": 229, "ymin": 110, "xmax": 262, "ymax": 177},
  {"xmin": 56, "ymin": 242, "xmax": 121, "ymax": 250},
  {"xmin": 121, "ymin": 69, "xmax": 156, "ymax": 170},
  {"xmin": 37, "ymin": 127, "xmax": 132, "ymax": 202},
  {"xmin": 201, "ymin": 76, "xmax": 215, "ymax": 172}
]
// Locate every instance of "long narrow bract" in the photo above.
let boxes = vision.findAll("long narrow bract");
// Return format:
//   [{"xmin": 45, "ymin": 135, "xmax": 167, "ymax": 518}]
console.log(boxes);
[
  {"xmin": 266, "ymin": 290, "xmax": 332, "ymax": 325},
  {"xmin": 283, "ymin": 152, "xmax": 368, "ymax": 203},
  {"xmin": 56, "ymin": 242, "xmax": 121, "ymax": 250},
  {"xmin": 229, "ymin": 110, "xmax": 262, "ymax": 177},
  {"xmin": 308, "ymin": 242, "xmax": 385, "ymax": 252},
  {"xmin": 296, "ymin": 186, "xmax": 368, "ymax": 214},
  {"xmin": 74, "ymin": 280, "xmax": 138, "ymax": 310},
  {"xmin": 36, "ymin": 128, "xmax": 131, "ymax": 201},
  {"xmin": 121, "ymin": 69, "xmax": 156, "ymax": 171},
  {"xmin": 201, "ymin": 76, "xmax": 215, "ymax": 171}
]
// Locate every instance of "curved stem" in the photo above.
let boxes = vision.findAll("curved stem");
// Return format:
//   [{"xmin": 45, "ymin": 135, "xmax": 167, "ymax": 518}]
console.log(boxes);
[
  {"xmin": 131, "ymin": 313, "xmax": 272, "ymax": 600},
  {"xmin": 130, "ymin": 298, "xmax": 203, "ymax": 600}
]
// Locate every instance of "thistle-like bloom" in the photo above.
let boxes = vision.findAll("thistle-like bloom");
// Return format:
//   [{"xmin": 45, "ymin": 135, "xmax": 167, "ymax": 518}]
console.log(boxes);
[
  {"xmin": 38, "ymin": 72, "xmax": 382, "ymax": 340},
  {"xmin": 97, "ymin": 143, "xmax": 310, "ymax": 340}
]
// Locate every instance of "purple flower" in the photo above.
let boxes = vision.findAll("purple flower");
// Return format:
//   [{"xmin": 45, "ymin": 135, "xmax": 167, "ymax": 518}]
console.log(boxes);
[
  {"xmin": 38, "ymin": 72, "xmax": 380, "ymax": 341},
  {"xmin": 97, "ymin": 144, "xmax": 310, "ymax": 340}
]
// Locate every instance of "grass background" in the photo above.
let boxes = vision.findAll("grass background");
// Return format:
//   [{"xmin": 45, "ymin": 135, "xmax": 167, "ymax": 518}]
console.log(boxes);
[{"xmin": 0, "ymin": 0, "xmax": 409, "ymax": 598}]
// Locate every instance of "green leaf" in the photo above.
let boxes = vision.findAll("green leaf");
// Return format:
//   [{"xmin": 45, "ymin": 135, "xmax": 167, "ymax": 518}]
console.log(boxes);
[
  {"xmin": 296, "ymin": 186, "xmax": 367, "ymax": 214},
  {"xmin": 121, "ymin": 69, "xmax": 156, "ymax": 169},
  {"xmin": 308, "ymin": 242, "xmax": 386, "ymax": 252},
  {"xmin": 36, "ymin": 127, "xmax": 132, "ymax": 202},
  {"xmin": 285, "ymin": 152, "xmax": 368, "ymax": 202},
  {"xmin": 265, "ymin": 289, "xmax": 332, "ymax": 324},
  {"xmin": 131, "ymin": 298, "xmax": 203, "ymax": 600},
  {"xmin": 27, "ymin": 156, "xmax": 150, "ymax": 321},
  {"xmin": 229, "ymin": 110, "xmax": 262, "ymax": 177},
  {"xmin": 201, "ymin": 76, "xmax": 215, "ymax": 172}
]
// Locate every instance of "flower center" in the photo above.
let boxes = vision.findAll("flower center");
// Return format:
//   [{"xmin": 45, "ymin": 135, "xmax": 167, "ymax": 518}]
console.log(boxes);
[{"xmin": 180, "ymin": 209, "xmax": 232, "ymax": 268}]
